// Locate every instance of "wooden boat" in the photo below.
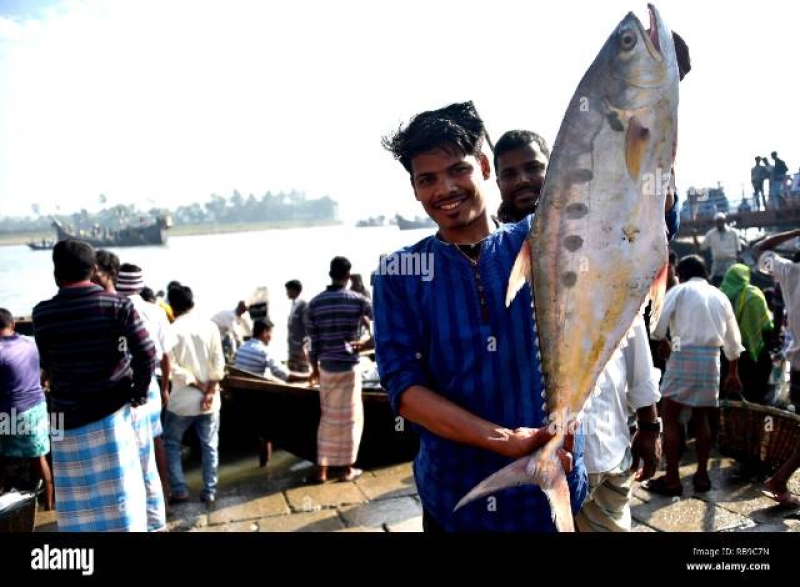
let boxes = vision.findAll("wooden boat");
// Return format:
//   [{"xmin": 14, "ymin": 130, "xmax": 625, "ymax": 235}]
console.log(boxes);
[{"xmin": 219, "ymin": 366, "xmax": 419, "ymax": 469}]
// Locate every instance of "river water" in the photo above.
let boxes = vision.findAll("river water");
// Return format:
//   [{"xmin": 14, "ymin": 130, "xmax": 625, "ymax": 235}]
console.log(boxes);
[{"xmin": 0, "ymin": 224, "xmax": 433, "ymax": 360}]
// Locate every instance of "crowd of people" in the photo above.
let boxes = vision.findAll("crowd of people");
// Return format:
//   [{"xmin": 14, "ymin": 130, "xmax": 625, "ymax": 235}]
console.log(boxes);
[{"xmin": 0, "ymin": 242, "xmax": 373, "ymax": 531}]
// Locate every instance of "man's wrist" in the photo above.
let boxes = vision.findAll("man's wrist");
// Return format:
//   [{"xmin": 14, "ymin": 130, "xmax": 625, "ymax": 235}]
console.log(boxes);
[{"xmin": 636, "ymin": 417, "xmax": 662, "ymax": 433}]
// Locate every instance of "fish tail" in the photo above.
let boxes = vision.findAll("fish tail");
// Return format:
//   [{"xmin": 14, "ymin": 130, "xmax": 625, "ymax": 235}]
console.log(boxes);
[{"xmin": 454, "ymin": 439, "xmax": 574, "ymax": 532}]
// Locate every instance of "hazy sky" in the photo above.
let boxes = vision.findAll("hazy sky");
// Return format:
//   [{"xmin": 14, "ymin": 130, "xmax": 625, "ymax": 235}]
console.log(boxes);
[{"xmin": 0, "ymin": 0, "xmax": 797, "ymax": 222}]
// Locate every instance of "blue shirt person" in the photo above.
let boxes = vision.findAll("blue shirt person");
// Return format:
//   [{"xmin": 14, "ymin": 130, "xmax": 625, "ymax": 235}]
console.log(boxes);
[{"xmin": 375, "ymin": 102, "xmax": 586, "ymax": 531}]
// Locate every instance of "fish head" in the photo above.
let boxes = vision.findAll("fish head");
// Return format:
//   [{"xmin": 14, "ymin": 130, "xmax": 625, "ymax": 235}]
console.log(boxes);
[{"xmin": 602, "ymin": 4, "xmax": 678, "ymax": 109}]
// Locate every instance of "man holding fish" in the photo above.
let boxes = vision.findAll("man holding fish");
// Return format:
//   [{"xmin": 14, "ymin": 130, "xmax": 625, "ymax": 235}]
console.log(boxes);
[{"xmin": 376, "ymin": 4, "xmax": 680, "ymax": 531}]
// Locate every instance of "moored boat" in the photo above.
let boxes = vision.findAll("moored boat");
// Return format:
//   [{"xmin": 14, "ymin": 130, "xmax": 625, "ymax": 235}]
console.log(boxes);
[{"xmin": 219, "ymin": 366, "xmax": 418, "ymax": 469}]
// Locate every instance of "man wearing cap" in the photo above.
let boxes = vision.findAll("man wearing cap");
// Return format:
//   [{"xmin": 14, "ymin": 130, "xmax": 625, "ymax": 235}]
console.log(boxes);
[
  {"xmin": 306, "ymin": 256, "xmax": 373, "ymax": 483},
  {"xmin": 117, "ymin": 263, "xmax": 176, "ymax": 513},
  {"xmin": 695, "ymin": 213, "xmax": 742, "ymax": 286}
]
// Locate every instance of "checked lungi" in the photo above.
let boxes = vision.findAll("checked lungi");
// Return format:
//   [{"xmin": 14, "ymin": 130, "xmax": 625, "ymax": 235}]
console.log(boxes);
[
  {"xmin": 660, "ymin": 345, "xmax": 721, "ymax": 407},
  {"xmin": 52, "ymin": 405, "xmax": 148, "ymax": 532},
  {"xmin": 131, "ymin": 388, "xmax": 166, "ymax": 532},
  {"xmin": 317, "ymin": 367, "xmax": 363, "ymax": 467}
]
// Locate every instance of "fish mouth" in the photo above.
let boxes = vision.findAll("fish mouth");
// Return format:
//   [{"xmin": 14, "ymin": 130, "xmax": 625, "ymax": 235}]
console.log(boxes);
[{"xmin": 642, "ymin": 3, "xmax": 664, "ymax": 61}]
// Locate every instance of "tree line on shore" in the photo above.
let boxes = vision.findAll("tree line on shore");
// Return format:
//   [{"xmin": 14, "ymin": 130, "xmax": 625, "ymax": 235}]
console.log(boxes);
[{"xmin": 0, "ymin": 190, "xmax": 339, "ymax": 234}]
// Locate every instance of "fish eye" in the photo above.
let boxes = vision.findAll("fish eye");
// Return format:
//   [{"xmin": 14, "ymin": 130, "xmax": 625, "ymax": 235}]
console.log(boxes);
[{"xmin": 619, "ymin": 30, "xmax": 637, "ymax": 50}]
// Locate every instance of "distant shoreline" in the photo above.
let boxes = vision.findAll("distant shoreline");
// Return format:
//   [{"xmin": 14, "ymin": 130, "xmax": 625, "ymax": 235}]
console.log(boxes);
[{"xmin": 0, "ymin": 219, "xmax": 342, "ymax": 247}]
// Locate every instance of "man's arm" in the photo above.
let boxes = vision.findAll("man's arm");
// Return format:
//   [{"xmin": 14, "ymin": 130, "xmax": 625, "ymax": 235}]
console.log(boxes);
[
  {"xmin": 398, "ymin": 385, "xmax": 557, "ymax": 459},
  {"xmin": 623, "ymin": 319, "xmax": 662, "ymax": 480},
  {"xmin": 754, "ymin": 228, "xmax": 800, "ymax": 258},
  {"xmin": 160, "ymin": 354, "xmax": 171, "ymax": 406},
  {"xmin": 650, "ymin": 286, "xmax": 679, "ymax": 341},
  {"xmin": 201, "ymin": 322, "xmax": 226, "ymax": 411},
  {"xmin": 305, "ymin": 303, "xmax": 320, "ymax": 384},
  {"xmin": 121, "ymin": 302, "xmax": 157, "ymax": 404}
]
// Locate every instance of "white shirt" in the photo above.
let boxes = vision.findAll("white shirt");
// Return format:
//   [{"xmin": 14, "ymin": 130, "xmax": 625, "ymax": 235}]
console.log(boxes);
[
  {"xmin": 211, "ymin": 309, "xmax": 253, "ymax": 346},
  {"xmin": 700, "ymin": 227, "xmax": 741, "ymax": 277},
  {"xmin": 651, "ymin": 277, "xmax": 745, "ymax": 361},
  {"xmin": 581, "ymin": 317, "xmax": 661, "ymax": 474},
  {"xmin": 129, "ymin": 294, "xmax": 176, "ymax": 362},
  {"xmin": 760, "ymin": 251, "xmax": 800, "ymax": 366},
  {"xmin": 168, "ymin": 311, "xmax": 226, "ymax": 416}
]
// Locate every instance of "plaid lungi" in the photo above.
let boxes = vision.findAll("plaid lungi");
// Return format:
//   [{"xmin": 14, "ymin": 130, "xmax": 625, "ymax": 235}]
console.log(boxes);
[
  {"xmin": 146, "ymin": 377, "xmax": 163, "ymax": 438},
  {"xmin": 52, "ymin": 405, "xmax": 148, "ymax": 532},
  {"xmin": 661, "ymin": 345, "xmax": 721, "ymax": 407},
  {"xmin": 131, "ymin": 399, "xmax": 166, "ymax": 532},
  {"xmin": 317, "ymin": 367, "xmax": 363, "ymax": 466}
]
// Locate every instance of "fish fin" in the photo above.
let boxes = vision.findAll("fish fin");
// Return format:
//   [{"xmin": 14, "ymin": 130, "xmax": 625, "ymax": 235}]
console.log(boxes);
[
  {"xmin": 453, "ymin": 456, "xmax": 533, "ymax": 511},
  {"xmin": 454, "ymin": 440, "xmax": 575, "ymax": 532},
  {"xmin": 542, "ymin": 465, "xmax": 574, "ymax": 532},
  {"xmin": 506, "ymin": 243, "xmax": 532, "ymax": 307},
  {"xmin": 625, "ymin": 115, "xmax": 650, "ymax": 180},
  {"xmin": 648, "ymin": 259, "xmax": 669, "ymax": 326}
]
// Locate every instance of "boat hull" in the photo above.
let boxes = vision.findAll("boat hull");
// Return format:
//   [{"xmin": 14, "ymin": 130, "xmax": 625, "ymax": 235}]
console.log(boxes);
[{"xmin": 220, "ymin": 370, "xmax": 419, "ymax": 469}]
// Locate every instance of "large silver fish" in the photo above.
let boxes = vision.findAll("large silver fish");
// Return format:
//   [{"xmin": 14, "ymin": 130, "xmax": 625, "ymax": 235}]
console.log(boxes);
[{"xmin": 456, "ymin": 3, "xmax": 679, "ymax": 531}]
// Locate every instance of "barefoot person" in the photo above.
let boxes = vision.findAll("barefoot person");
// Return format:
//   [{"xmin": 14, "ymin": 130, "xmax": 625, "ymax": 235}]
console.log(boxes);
[
  {"xmin": 307, "ymin": 256, "xmax": 373, "ymax": 483},
  {"xmin": 646, "ymin": 255, "xmax": 744, "ymax": 496}
]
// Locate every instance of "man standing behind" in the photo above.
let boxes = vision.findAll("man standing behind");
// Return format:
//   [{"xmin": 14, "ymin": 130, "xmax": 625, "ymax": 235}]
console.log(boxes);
[
  {"xmin": 285, "ymin": 280, "xmax": 310, "ymax": 373},
  {"xmin": 751, "ymin": 156, "xmax": 768, "ymax": 211},
  {"xmin": 494, "ymin": 129, "xmax": 550, "ymax": 223},
  {"xmin": 307, "ymin": 256, "xmax": 373, "ymax": 483},
  {"xmin": 694, "ymin": 212, "xmax": 742, "ymax": 286},
  {"xmin": 33, "ymin": 239, "xmax": 156, "ymax": 531},
  {"xmin": 163, "ymin": 285, "xmax": 225, "ymax": 505},
  {"xmin": 646, "ymin": 255, "xmax": 743, "ymax": 496}
]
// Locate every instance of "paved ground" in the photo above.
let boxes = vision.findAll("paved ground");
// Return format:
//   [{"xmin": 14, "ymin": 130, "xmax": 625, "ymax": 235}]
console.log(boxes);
[{"xmin": 32, "ymin": 446, "xmax": 800, "ymax": 532}]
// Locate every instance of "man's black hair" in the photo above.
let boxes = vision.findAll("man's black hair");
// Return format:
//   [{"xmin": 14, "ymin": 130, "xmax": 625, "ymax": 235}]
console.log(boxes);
[
  {"xmin": 140, "ymin": 287, "xmax": 156, "ymax": 303},
  {"xmin": 167, "ymin": 280, "xmax": 182, "ymax": 291},
  {"xmin": 285, "ymin": 279, "xmax": 302, "ymax": 293},
  {"xmin": 493, "ymin": 130, "xmax": 551, "ymax": 171},
  {"xmin": 96, "ymin": 249, "xmax": 120, "ymax": 283},
  {"xmin": 53, "ymin": 239, "xmax": 96, "ymax": 284},
  {"xmin": 252, "ymin": 319, "xmax": 275, "ymax": 338},
  {"xmin": 329, "ymin": 256, "xmax": 352, "ymax": 281},
  {"xmin": 0, "ymin": 308, "xmax": 13, "ymax": 330},
  {"xmin": 672, "ymin": 31, "xmax": 691, "ymax": 81},
  {"xmin": 382, "ymin": 101, "xmax": 486, "ymax": 175},
  {"xmin": 676, "ymin": 254, "xmax": 707, "ymax": 281},
  {"xmin": 168, "ymin": 285, "xmax": 194, "ymax": 316}
]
